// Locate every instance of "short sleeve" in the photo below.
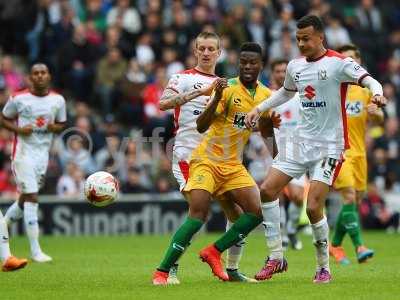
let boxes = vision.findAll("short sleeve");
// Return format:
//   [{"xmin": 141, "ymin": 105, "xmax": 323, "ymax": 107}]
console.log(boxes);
[
  {"xmin": 2, "ymin": 97, "xmax": 18, "ymax": 119},
  {"xmin": 283, "ymin": 61, "xmax": 297, "ymax": 92},
  {"xmin": 339, "ymin": 57, "xmax": 369, "ymax": 85},
  {"xmin": 164, "ymin": 73, "xmax": 187, "ymax": 95},
  {"xmin": 56, "ymin": 97, "xmax": 67, "ymax": 122}
]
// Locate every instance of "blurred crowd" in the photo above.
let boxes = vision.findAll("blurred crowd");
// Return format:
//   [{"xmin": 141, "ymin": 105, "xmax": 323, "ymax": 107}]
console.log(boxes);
[{"xmin": 0, "ymin": 0, "xmax": 399, "ymax": 220}]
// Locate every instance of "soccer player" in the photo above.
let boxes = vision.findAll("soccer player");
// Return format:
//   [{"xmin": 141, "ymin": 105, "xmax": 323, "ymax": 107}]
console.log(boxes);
[
  {"xmin": 269, "ymin": 59, "xmax": 305, "ymax": 251},
  {"xmin": 154, "ymin": 32, "xmax": 256, "ymax": 284},
  {"xmin": 245, "ymin": 15, "xmax": 386, "ymax": 283},
  {"xmin": 1, "ymin": 209, "xmax": 28, "ymax": 271},
  {"xmin": 329, "ymin": 44, "xmax": 383, "ymax": 265},
  {"xmin": 153, "ymin": 42, "xmax": 274, "ymax": 283},
  {"xmin": 1, "ymin": 63, "xmax": 67, "ymax": 263}
]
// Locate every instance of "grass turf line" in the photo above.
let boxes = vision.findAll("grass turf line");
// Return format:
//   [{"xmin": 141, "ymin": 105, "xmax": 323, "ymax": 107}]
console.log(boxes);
[{"xmin": 1, "ymin": 232, "xmax": 399, "ymax": 300}]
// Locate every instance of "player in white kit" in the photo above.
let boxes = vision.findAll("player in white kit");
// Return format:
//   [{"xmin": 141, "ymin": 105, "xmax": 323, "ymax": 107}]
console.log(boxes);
[
  {"xmin": 269, "ymin": 59, "xmax": 305, "ymax": 251},
  {"xmin": 246, "ymin": 15, "xmax": 386, "ymax": 283},
  {"xmin": 1, "ymin": 63, "xmax": 67, "ymax": 263},
  {"xmin": 153, "ymin": 32, "xmax": 256, "ymax": 285}
]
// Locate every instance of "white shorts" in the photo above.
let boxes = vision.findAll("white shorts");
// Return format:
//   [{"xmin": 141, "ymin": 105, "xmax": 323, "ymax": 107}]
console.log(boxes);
[
  {"xmin": 289, "ymin": 173, "xmax": 306, "ymax": 187},
  {"xmin": 273, "ymin": 142, "xmax": 343, "ymax": 186},
  {"xmin": 172, "ymin": 147, "xmax": 192, "ymax": 192},
  {"xmin": 12, "ymin": 158, "xmax": 48, "ymax": 194}
]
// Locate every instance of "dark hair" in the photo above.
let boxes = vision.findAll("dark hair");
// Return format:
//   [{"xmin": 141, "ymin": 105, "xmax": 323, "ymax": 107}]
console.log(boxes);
[
  {"xmin": 270, "ymin": 58, "xmax": 289, "ymax": 71},
  {"xmin": 336, "ymin": 43, "xmax": 361, "ymax": 59},
  {"xmin": 240, "ymin": 42, "xmax": 262, "ymax": 55},
  {"xmin": 195, "ymin": 31, "xmax": 220, "ymax": 49},
  {"xmin": 297, "ymin": 15, "xmax": 324, "ymax": 32}
]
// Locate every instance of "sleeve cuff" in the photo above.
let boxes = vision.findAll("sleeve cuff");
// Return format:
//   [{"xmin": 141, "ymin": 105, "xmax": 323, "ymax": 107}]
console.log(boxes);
[
  {"xmin": 358, "ymin": 73, "xmax": 370, "ymax": 85},
  {"xmin": 284, "ymin": 86, "xmax": 297, "ymax": 92}
]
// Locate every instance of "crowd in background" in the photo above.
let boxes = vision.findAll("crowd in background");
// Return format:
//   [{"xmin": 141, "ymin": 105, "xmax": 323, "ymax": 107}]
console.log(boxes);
[{"xmin": 0, "ymin": 0, "xmax": 399, "ymax": 227}]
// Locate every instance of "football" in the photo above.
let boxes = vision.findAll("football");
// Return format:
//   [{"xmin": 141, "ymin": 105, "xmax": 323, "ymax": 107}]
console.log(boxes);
[{"xmin": 84, "ymin": 171, "xmax": 119, "ymax": 207}]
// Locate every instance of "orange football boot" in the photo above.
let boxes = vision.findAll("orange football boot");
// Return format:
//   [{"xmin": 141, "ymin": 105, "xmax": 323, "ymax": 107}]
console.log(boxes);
[
  {"xmin": 199, "ymin": 244, "xmax": 229, "ymax": 281},
  {"xmin": 2, "ymin": 256, "xmax": 28, "ymax": 272}
]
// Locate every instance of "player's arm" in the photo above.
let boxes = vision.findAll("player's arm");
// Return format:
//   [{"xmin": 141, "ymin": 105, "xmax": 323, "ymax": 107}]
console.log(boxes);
[
  {"xmin": 196, "ymin": 78, "xmax": 227, "ymax": 133},
  {"xmin": 258, "ymin": 114, "xmax": 278, "ymax": 158},
  {"xmin": 245, "ymin": 87, "xmax": 296, "ymax": 128},
  {"xmin": 47, "ymin": 122, "xmax": 66, "ymax": 133},
  {"xmin": 341, "ymin": 58, "xmax": 387, "ymax": 108},
  {"xmin": 0, "ymin": 113, "xmax": 33, "ymax": 136},
  {"xmin": 48, "ymin": 97, "xmax": 67, "ymax": 133},
  {"xmin": 159, "ymin": 82, "xmax": 216, "ymax": 111},
  {"xmin": 360, "ymin": 76, "xmax": 387, "ymax": 108}
]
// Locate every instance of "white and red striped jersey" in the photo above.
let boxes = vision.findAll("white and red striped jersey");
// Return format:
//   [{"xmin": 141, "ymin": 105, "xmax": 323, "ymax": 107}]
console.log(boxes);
[
  {"xmin": 165, "ymin": 68, "xmax": 217, "ymax": 152},
  {"xmin": 2, "ymin": 89, "xmax": 67, "ymax": 160},
  {"xmin": 283, "ymin": 49, "xmax": 369, "ymax": 157}
]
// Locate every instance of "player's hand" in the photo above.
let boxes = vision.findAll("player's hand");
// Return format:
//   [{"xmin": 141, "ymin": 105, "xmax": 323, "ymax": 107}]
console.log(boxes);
[
  {"xmin": 200, "ymin": 80, "xmax": 218, "ymax": 96},
  {"xmin": 371, "ymin": 95, "xmax": 387, "ymax": 108},
  {"xmin": 18, "ymin": 125, "xmax": 33, "ymax": 136},
  {"xmin": 47, "ymin": 123, "xmax": 57, "ymax": 133},
  {"xmin": 214, "ymin": 78, "xmax": 228, "ymax": 96},
  {"xmin": 270, "ymin": 111, "xmax": 281, "ymax": 128},
  {"xmin": 245, "ymin": 108, "xmax": 261, "ymax": 129},
  {"xmin": 367, "ymin": 103, "xmax": 379, "ymax": 115}
]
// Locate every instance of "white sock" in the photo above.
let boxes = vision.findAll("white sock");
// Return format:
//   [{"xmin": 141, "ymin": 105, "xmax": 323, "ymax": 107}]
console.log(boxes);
[
  {"xmin": 24, "ymin": 202, "xmax": 42, "ymax": 256},
  {"xmin": 0, "ymin": 211, "xmax": 11, "ymax": 261},
  {"xmin": 262, "ymin": 199, "xmax": 283, "ymax": 260},
  {"xmin": 311, "ymin": 216, "xmax": 330, "ymax": 272},
  {"xmin": 226, "ymin": 221, "xmax": 245, "ymax": 270},
  {"xmin": 5, "ymin": 201, "xmax": 23, "ymax": 225},
  {"xmin": 287, "ymin": 202, "xmax": 302, "ymax": 235}
]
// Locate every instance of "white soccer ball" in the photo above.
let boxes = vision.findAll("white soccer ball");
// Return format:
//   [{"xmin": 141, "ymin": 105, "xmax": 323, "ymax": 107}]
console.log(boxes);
[{"xmin": 84, "ymin": 171, "xmax": 119, "ymax": 207}]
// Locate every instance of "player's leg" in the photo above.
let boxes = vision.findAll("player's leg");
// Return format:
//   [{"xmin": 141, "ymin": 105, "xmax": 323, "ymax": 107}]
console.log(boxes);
[
  {"xmin": 286, "ymin": 180, "xmax": 305, "ymax": 250},
  {"xmin": 153, "ymin": 162, "xmax": 215, "ymax": 285},
  {"xmin": 199, "ymin": 185, "xmax": 263, "ymax": 281},
  {"xmin": 308, "ymin": 157, "xmax": 343, "ymax": 283},
  {"xmin": 217, "ymin": 196, "xmax": 257, "ymax": 282},
  {"xmin": 22, "ymin": 193, "xmax": 51, "ymax": 262},
  {"xmin": 278, "ymin": 193, "xmax": 289, "ymax": 250},
  {"xmin": 4, "ymin": 196, "xmax": 24, "ymax": 225},
  {"xmin": 329, "ymin": 156, "xmax": 353, "ymax": 264},
  {"xmin": 165, "ymin": 157, "xmax": 190, "ymax": 284},
  {"xmin": 0, "ymin": 209, "xmax": 28, "ymax": 272},
  {"xmin": 255, "ymin": 166, "xmax": 293, "ymax": 281},
  {"xmin": 153, "ymin": 189, "xmax": 211, "ymax": 284},
  {"xmin": 10, "ymin": 160, "xmax": 51, "ymax": 262}
]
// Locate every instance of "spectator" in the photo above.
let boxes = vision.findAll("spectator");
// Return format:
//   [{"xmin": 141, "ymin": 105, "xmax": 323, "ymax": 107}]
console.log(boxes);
[
  {"xmin": 95, "ymin": 47, "xmax": 127, "ymax": 115},
  {"xmin": 0, "ymin": 56, "xmax": 24, "ymax": 93},
  {"xmin": 106, "ymin": 0, "xmax": 142, "ymax": 35},
  {"xmin": 247, "ymin": 7, "xmax": 267, "ymax": 49},
  {"xmin": 56, "ymin": 23, "xmax": 99, "ymax": 100},
  {"xmin": 269, "ymin": 28, "xmax": 300, "ymax": 61},
  {"xmin": 121, "ymin": 166, "xmax": 150, "ymax": 193},
  {"xmin": 95, "ymin": 135, "xmax": 125, "ymax": 177},
  {"xmin": 79, "ymin": 0, "xmax": 107, "ymax": 33},
  {"xmin": 57, "ymin": 162, "xmax": 84, "ymax": 198},
  {"xmin": 360, "ymin": 183, "xmax": 400, "ymax": 231},
  {"xmin": 325, "ymin": 14, "xmax": 351, "ymax": 49},
  {"xmin": 56, "ymin": 135, "xmax": 97, "ymax": 175}
]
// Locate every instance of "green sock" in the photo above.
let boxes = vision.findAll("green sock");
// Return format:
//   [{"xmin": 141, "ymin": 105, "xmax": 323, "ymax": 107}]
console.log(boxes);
[
  {"xmin": 342, "ymin": 203, "xmax": 363, "ymax": 248},
  {"xmin": 158, "ymin": 217, "xmax": 203, "ymax": 272},
  {"xmin": 214, "ymin": 213, "xmax": 262, "ymax": 252},
  {"xmin": 332, "ymin": 208, "xmax": 346, "ymax": 247}
]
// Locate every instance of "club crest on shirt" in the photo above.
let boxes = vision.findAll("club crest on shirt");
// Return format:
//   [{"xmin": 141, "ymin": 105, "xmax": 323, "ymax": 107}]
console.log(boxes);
[{"xmin": 318, "ymin": 69, "xmax": 328, "ymax": 80}]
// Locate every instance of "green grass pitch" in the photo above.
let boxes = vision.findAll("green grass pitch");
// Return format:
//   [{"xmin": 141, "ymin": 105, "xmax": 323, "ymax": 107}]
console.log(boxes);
[{"xmin": 2, "ymin": 231, "xmax": 399, "ymax": 300}]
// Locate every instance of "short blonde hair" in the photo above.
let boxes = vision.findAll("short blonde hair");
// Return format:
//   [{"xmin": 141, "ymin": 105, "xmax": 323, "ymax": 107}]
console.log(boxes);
[{"xmin": 195, "ymin": 31, "xmax": 221, "ymax": 49}]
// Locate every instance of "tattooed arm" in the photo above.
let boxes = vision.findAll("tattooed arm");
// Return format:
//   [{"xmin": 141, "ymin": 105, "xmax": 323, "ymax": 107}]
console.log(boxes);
[{"xmin": 159, "ymin": 83, "xmax": 216, "ymax": 111}]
